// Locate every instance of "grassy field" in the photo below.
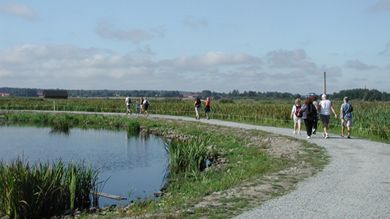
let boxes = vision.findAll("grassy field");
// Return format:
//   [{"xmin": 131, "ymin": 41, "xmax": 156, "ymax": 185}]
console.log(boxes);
[
  {"xmin": 0, "ymin": 112, "xmax": 328, "ymax": 218},
  {"xmin": 1, "ymin": 97, "xmax": 389, "ymax": 143}
]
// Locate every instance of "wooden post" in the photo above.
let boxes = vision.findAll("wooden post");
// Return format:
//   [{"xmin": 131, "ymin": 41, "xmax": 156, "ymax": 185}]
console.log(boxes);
[{"xmin": 323, "ymin": 72, "xmax": 327, "ymax": 94}]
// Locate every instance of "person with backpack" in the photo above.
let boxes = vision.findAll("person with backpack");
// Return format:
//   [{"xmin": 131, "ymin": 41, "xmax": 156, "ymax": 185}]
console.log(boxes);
[
  {"xmin": 142, "ymin": 97, "xmax": 149, "ymax": 116},
  {"xmin": 340, "ymin": 96, "xmax": 353, "ymax": 138},
  {"xmin": 194, "ymin": 97, "xmax": 201, "ymax": 120},
  {"xmin": 290, "ymin": 98, "xmax": 303, "ymax": 135},
  {"xmin": 301, "ymin": 96, "xmax": 317, "ymax": 139}
]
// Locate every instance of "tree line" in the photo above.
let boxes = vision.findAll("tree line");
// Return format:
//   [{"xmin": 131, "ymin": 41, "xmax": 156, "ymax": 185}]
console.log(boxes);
[{"xmin": 1, "ymin": 87, "xmax": 389, "ymax": 101}]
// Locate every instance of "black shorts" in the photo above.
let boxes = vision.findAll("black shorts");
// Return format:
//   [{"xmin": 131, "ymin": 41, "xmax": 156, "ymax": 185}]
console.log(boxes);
[
  {"xmin": 320, "ymin": 114, "xmax": 330, "ymax": 126},
  {"xmin": 205, "ymin": 106, "xmax": 210, "ymax": 113}
]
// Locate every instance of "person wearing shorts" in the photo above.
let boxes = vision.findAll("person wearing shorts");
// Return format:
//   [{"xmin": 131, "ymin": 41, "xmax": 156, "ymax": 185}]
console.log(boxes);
[
  {"xmin": 202, "ymin": 97, "xmax": 211, "ymax": 120},
  {"xmin": 319, "ymin": 94, "xmax": 337, "ymax": 139},
  {"xmin": 340, "ymin": 96, "xmax": 353, "ymax": 138},
  {"xmin": 290, "ymin": 98, "xmax": 302, "ymax": 135}
]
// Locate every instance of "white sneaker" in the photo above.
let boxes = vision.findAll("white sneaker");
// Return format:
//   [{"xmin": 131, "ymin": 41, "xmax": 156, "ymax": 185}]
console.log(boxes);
[
  {"xmin": 293, "ymin": 131, "xmax": 296, "ymax": 134},
  {"xmin": 307, "ymin": 136, "xmax": 311, "ymax": 139},
  {"xmin": 325, "ymin": 134, "xmax": 329, "ymax": 139}
]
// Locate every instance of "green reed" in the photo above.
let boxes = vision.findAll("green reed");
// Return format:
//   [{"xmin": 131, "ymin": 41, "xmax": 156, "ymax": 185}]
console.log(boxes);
[
  {"xmin": 165, "ymin": 138, "xmax": 211, "ymax": 177},
  {"xmin": 0, "ymin": 158, "xmax": 98, "ymax": 219}
]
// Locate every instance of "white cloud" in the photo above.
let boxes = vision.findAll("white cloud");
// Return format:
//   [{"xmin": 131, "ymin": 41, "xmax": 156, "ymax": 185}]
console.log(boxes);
[
  {"xmin": 345, "ymin": 59, "xmax": 378, "ymax": 70},
  {"xmin": 0, "ymin": 3, "xmax": 37, "ymax": 21},
  {"xmin": 266, "ymin": 49, "xmax": 317, "ymax": 72},
  {"xmin": 368, "ymin": 0, "xmax": 390, "ymax": 12},
  {"xmin": 1, "ymin": 44, "xmax": 388, "ymax": 93},
  {"xmin": 95, "ymin": 23, "xmax": 165, "ymax": 43}
]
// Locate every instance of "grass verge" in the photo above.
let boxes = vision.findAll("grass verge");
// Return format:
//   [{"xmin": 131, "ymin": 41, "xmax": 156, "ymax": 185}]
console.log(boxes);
[{"xmin": 0, "ymin": 112, "xmax": 328, "ymax": 218}]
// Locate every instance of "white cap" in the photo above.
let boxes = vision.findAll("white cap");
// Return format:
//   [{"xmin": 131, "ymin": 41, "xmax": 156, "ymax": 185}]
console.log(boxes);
[{"xmin": 321, "ymin": 94, "xmax": 327, "ymax": 99}]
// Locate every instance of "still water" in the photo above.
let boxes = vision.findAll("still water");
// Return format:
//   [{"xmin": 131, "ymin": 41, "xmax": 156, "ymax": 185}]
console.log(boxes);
[{"xmin": 0, "ymin": 126, "xmax": 168, "ymax": 207}]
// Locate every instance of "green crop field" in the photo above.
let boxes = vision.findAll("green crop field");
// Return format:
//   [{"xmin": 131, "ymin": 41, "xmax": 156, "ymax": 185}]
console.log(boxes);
[{"xmin": 1, "ymin": 97, "xmax": 389, "ymax": 143}]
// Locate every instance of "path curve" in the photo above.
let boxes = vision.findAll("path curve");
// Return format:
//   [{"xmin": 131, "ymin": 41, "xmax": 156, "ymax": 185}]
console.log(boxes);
[
  {"xmin": 147, "ymin": 114, "xmax": 390, "ymax": 219},
  {"xmin": 5, "ymin": 111, "xmax": 390, "ymax": 218}
]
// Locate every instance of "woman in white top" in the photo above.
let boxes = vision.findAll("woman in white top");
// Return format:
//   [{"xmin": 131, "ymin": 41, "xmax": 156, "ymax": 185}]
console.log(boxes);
[
  {"xmin": 290, "ymin": 98, "xmax": 302, "ymax": 135},
  {"xmin": 318, "ymin": 94, "xmax": 337, "ymax": 138}
]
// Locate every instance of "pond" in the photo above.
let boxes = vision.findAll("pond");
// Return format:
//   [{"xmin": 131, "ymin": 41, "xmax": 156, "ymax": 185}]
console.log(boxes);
[{"xmin": 0, "ymin": 125, "xmax": 168, "ymax": 207}]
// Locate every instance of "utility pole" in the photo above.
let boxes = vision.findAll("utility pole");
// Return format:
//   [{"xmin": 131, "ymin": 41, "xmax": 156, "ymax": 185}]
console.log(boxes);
[{"xmin": 323, "ymin": 72, "xmax": 327, "ymax": 95}]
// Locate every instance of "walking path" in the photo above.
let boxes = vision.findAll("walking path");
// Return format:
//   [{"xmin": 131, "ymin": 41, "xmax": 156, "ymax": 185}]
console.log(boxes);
[
  {"xmin": 6, "ymin": 111, "xmax": 390, "ymax": 218},
  {"xmin": 147, "ymin": 114, "xmax": 390, "ymax": 218}
]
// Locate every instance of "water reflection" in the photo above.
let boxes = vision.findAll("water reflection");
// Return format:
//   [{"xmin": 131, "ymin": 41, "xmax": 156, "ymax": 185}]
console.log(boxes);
[
  {"xmin": 49, "ymin": 126, "xmax": 70, "ymax": 135},
  {"xmin": 0, "ymin": 126, "xmax": 168, "ymax": 207}
]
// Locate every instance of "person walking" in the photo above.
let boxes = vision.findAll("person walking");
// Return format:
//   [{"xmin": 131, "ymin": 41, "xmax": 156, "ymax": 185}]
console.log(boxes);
[
  {"xmin": 194, "ymin": 97, "xmax": 201, "ymax": 120},
  {"xmin": 301, "ymin": 96, "xmax": 317, "ymax": 139},
  {"xmin": 290, "ymin": 98, "xmax": 303, "ymax": 135},
  {"xmin": 125, "ymin": 97, "xmax": 132, "ymax": 114},
  {"xmin": 202, "ymin": 97, "xmax": 211, "ymax": 120},
  {"xmin": 135, "ymin": 98, "xmax": 141, "ymax": 114},
  {"xmin": 142, "ymin": 97, "xmax": 149, "ymax": 116},
  {"xmin": 340, "ymin": 96, "xmax": 353, "ymax": 138},
  {"xmin": 140, "ymin": 97, "xmax": 144, "ymax": 113},
  {"xmin": 312, "ymin": 95, "xmax": 319, "ymax": 135},
  {"xmin": 319, "ymin": 94, "xmax": 337, "ymax": 139}
]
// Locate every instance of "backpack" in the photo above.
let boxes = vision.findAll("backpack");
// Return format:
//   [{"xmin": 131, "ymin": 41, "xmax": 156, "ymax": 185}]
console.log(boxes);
[
  {"xmin": 295, "ymin": 105, "xmax": 302, "ymax": 117},
  {"xmin": 195, "ymin": 98, "xmax": 201, "ymax": 107},
  {"xmin": 343, "ymin": 103, "xmax": 353, "ymax": 115}
]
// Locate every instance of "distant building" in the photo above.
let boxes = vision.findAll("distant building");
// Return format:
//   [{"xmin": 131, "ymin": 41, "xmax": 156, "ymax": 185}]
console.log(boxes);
[
  {"xmin": 43, "ymin": 89, "xmax": 68, "ymax": 99},
  {"xmin": 0, "ymin": 92, "xmax": 10, "ymax": 97}
]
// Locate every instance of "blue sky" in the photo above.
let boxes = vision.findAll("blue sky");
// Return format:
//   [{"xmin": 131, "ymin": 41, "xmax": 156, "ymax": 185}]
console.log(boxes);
[{"xmin": 0, "ymin": 0, "xmax": 389, "ymax": 94}]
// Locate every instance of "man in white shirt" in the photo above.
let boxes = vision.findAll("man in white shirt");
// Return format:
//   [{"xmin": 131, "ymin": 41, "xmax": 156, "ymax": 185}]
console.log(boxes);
[{"xmin": 319, "ymin": 94, "xmax": 337, "ymax": 139}]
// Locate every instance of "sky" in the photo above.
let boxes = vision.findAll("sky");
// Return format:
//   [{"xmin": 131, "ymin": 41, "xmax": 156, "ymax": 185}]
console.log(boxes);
[{"xmin": 0, "ymin": 0, "xmax": 389, "ymax": 94}]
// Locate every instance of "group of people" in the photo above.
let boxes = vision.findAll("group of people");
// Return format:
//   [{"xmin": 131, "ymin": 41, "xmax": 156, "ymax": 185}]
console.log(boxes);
[
  {"xmin": 290, "ymin": 94, "xmax": 353, "ymax": 139},
  {"xmin": 194, "ymin": 96, "xmax": 211, "ymax": 120},
  {"xmin": 125, "ymin": 97, "xmax": 149, "ymax": 115}
]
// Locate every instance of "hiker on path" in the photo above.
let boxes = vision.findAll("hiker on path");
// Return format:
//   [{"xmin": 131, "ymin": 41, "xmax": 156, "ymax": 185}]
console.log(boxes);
[
  {"xmin": 312, "ymin": 95, "xmax": 319, "ymax": 135},
  {"xmin": 194, "ymin": 97, "xmax": 201, "ymax": 120},
  {"xmin": 135, "ymin": 98, "xmax": 141, "ymax": 114},
  {"xmin": 290, "ymin": 98, "xmax": 303, "ymax": 135},
  {"xmin": 301, "ymin": 96, "xmax": 318, "ymax": 139},
  {"xmin": 140, "ymin": 97, "xmax": 144, "ymax": 113},
  {"xmin": 340, "ymin": 96, "xmax": 353, "ymax": 138},
  {"xmin": 142, "ymin": 97, "xmax": 149, "ymax": 116},
  {"xmin": 125, "ymin": 97, "xmax": 132, "ymax": 114},
  {"xmin": 201, "ymin": 97, "xmax": 211, "ymax": 120},
  {"xmin": 319, "ymin": 94, "xmax": 337, "ymax": 139}
]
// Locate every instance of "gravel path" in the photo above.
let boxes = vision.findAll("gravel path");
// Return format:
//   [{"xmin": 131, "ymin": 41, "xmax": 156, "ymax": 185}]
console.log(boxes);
[
  {"xmin": 7, "ymin": 111, "xmax": 390, "ymax": 218},
  {"xmin": 149, "ymin": 115, "xmax": 390, "ymax": 218}
]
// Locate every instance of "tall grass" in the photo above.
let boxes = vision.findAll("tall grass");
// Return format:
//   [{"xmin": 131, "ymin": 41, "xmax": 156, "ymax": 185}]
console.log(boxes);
[
  {"xmin": 165, "ymin": 138, "xmax": 211, "ymax": 177},
  {"xmin": 1, "ymin": 97, "xmax": 389, "ymax": 141},
  {"xmin": 0, "ymin": 158, "xmax": 98, "ymax": 218},
  {"xmin": 3, "ymin": 112, "xmax": 140, "ymax": 135}
]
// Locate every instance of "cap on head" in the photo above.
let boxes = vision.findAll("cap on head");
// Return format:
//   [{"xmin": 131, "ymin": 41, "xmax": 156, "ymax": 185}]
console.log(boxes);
[
  {"xmin": 321, "ymin": 94, "xmax": 327, "ymax": 99},
  {"xmin": 343, "ymin": 96, "xmax": 349, "ymax": 101}
]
